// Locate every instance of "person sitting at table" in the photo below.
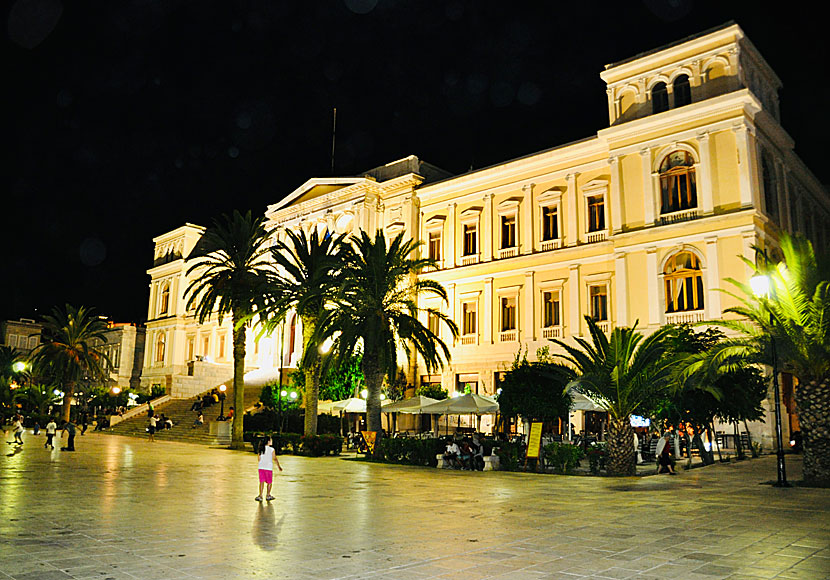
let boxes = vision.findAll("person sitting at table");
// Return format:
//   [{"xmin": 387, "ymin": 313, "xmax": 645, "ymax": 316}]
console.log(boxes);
[{"xmin": 443, "ymin": 440, "xmax": 461, "ymax": 469}]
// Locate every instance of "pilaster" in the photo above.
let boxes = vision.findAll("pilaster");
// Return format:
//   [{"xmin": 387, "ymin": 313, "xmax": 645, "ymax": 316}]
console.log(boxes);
[
  {"xmin": 568, "ymin": 264, "xmax": 580, "ymax": 336},
  {"xmin": 646, "ymin": 247, "xmax": 660, "ymax": 326},
  {"xmin": 482, "ymin": 194, "xmax": 493, "ymax": 262},
  {"xmin": 614, "ymin": 252, "xmax": 628, "ymax": 327},
  {"xmin": 733, "ymin": 124, "xmax": 756, "ymax": 209},
  {"xmin": 446, "ymin": 203, "xmax": 456, "ymax": 268},
  {"xmin": 609, "ymin": 156, "xmax": 623, "ymax": 234},
  {"xmin": 566, "ymin": 173, "xmax": 579, "ymax": 246},
  {"xmin": 483, "ymin": 278, "xmax": 493, "ymax": 345},
  {"xmin": 696, "ymin": 132, "xmax": 714, "ymax": 214},
  {"xmin": 640, "ymin": 149, "xmax": 655, "ymax": 226},
  {"xmin": 521, "ymin": 183, "xmax": 534, "ymax": 253},
  {"xmin": 523, "ymin": 271, "xmax": 535, "ymax": 342},
  {"xmin": 704, "ymin": 236, "xmax": 722, "ymax": 319}
]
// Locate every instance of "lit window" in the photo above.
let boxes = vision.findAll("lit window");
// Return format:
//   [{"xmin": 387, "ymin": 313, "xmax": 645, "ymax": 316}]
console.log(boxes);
[
  {"xmin": 542, "ymin": 205, "xmax": 558, "ymax": 241},
  {"xmin": 155, "ymin": 333, "xmax": 166, "ymax": 362},
  {"xmin": 219, "ymin": 334, "xmax": 226, "ymax": 359},
  {"xmin": 664, "ymin": 252, "xmax": 704, "ymax": 313},
  {"xmin": 673, "ymin": 75, "xmax": 691, "ymax": 107},
  {"xmin": 203, "ymin": 336, "xmax": 210, "ymax": 357},
  {"xmin": 589, "ymin": 285, "xmax": 608, "ymax": 322},
  {"xmin": 542, "ymin": 291, "xmax": 561, "ymax": 328},
  {"xmin": 428, "ymin": 230, "xmax": 441, "ymax": 262},
  {"xmin": 587, "ymin": 195, "xmax": 605, "ymax": 232},
  {"xmin": 652, "ymin": 82, "xmax": 669, "ymax": 113},
  {"xmin": 659, "ymin": 151, "xmax": 697, "ymax": 214},
  {"xmin": 463, "ymin": 223, "xmax": 477, "ymax": 256},
  {"xmin": 500, "ymin": 214, "xmax": 516, "ymax": 249},
  {"xmin": 187, "ymin": 337, "xmax": 194, "ymax": 360},
  {"xmin": 428, "ymin": 312, "xmax": 440, "ymax": 337},
  {"xmin": 462, "ymin": 302, "xmax": 477, "ymax": 336},
  {"xmin": 500, "ymin": 297, "xmax": 517, "ymax": 332},
  {"xmin": 159, "ymin": 283, "xmax": 170, "ymax": 315}
]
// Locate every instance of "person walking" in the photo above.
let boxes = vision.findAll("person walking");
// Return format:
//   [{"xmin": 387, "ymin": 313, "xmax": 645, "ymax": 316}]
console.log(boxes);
[
  {"xmin": 255, "ymin": 436, "xmax": 282, "ymax": 502},
  {"xmin": 148, "ymin": 414, "xmax": 157, "ymax": 442},
  {"xmin": 81, "ymin": 413, "xmax": 89, "ymax": 435},
  {"xmin": 61, "ymin": 419, "xmax": 76, "ymax": 451},
  {"xmin": 656, "ymin": 432, "xmax": 675, "ymax": 474},
  {"xmin": 44, "ymin": 418, "xmax": 57, "ymax": 449},
  {"xmin": 11, "ymin": 415, "xmax": 24, "ymax": 445}
]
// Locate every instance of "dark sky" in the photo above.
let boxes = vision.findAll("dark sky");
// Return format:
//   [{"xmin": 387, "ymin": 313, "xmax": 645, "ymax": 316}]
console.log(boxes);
[{"xmin": 5, "ymin": 1, "xmax": 828, "ymax": 324}]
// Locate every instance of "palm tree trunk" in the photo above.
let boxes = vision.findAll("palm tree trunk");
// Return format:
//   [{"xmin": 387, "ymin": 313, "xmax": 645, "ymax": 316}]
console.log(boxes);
[
  {"xmin": 709, "ymin": 421, "xmax": 724, "ymax": 462},
  {"xmin": 361, "ymin": 353, "xmax": 384, "ymax": 434},
  {"xmin": 607, "ymin": 416, "xmax": 636, "ymax": 476},
  {"xmin": 300, "ymin": 315, "xmax": 320, "ymax": 437},
  {"xmin": 794, "ymin": 378, "xmax": 830, "ymax": 485},
  {"xmin": 230, "ymin": 312, "xmax": 247, "ymax": 449},
  {"xmin": 61, "ymin": 381, "xmax": 75, "ymax": 423},
  {"xmin": 743, "ymin": 419, "xmax": 757, "ymax": 458}
]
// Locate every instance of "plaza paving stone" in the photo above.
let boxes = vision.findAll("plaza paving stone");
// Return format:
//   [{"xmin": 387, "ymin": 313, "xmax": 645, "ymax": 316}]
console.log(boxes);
[{"xmin": 0, "ymin": 432, "xmax": 828, "ymax": 579}]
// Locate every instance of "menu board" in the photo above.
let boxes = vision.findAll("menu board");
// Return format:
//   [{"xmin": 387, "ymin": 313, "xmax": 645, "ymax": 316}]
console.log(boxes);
[{"xmin": 526, "ymin": 422, "xmax": 543, "ymax": 459}]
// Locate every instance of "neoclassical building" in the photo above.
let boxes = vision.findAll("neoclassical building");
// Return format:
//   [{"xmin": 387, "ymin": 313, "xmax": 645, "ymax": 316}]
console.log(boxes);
[{"xmin": 141, "ymin": 23, "xmax": 829, "ymax": 447}]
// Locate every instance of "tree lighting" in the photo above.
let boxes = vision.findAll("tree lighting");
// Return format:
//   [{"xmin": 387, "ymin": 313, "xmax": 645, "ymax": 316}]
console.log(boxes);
[
  {"xmin": 12, "ymin": 361, "xmax": 27, "ymax": 373},
  {"xmin": 111, "ymin": 386, "xmax": 121, "ymax": 395},
  {"xmin": 750, "ymin": 273, "xmax": 789, "ymax": 487}
]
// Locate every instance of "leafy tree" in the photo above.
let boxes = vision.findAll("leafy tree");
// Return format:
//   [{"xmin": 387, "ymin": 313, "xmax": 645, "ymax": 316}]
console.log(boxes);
[
  {"xmin": 416, "ymin": 383, "xmax": 448, "ymax": 400},
  {"xmin": 20, "ymin": 385, "xmax": 61, "ymax": 416},
  {"xmin": 682, "ymin": 234, "xmax": 830, "ymax": 484},
  {"xmin": 498, "ymin": 348, "xmax": 573, "ymax": 423},
  {"xmin": 552, "ymin": 316, "xmax": 676, "ymax": 476},
  {"xmin": 260, "ymin": 228, "xmax": 347, "ymax": 436},
  {"xmin": 185, "ymin": 210, "xmax": 275, "ymax": 448},
  {"xmin": 30, "ymin": 305, "xmax": 111, "ymax": 422},
  {"xmin": 0, "ymin": 346, "xmax": 29, "ymax": 384},
  {"xmin": 284, "ymin": 353, "xmax": 364, "ymax": 402},
  {"xmin": 320, "ymin": 230, "xmax": 457, "ymax": 434}
]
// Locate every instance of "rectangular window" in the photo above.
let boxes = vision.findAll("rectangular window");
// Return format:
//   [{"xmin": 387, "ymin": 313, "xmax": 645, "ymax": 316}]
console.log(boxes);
[
  {"xmin": 501, "ymin": 297, "xmax": 517, "ymax": 332},
  {"xmin": 428, "ymin": 312, "xmax": 440, "ymax": 337},
  {"xmin": 587, "ymin": 195, "xmax": 605, "ymax": 232},
  {"xmin": 542, "ymin": 291, "xmax": 561, "ymax": 328},
  {"xmin": 8, "ymin": 335, "xmax": 17, "ymax": 349},
  {"xmin": 500, "ymin": 214, "xmax": 516, "ymax": 249},
  {"xmin": 28, "ymin": 335, "xmax": 39, "ymax": 349},
  {"xmin": 589, "ymin": 285, "xmax": 609, "ymax": 322},
  {"xmin": 428, "ymin": 230, "xmax": 441, "ymax": 262},
  {"xmin": 187, "ymin": 338, "xmax": 195, "ymax": 360},
  {"xmin": 203, "ymin": 336, "xmax": 210, "ymax": 357},
  {"xmin": 542, "ymin": 205, "xmax": 558, "ymax": 241},
  {"xmin": 462, "ymin": 302, "xmax": 477, "ymax": 336},
  {"xmin": 219, "ymin": 334, "xmax": 226, "ymax": 359},
  {"xmin": 463, "ymin": 223, "xmax": 477, "ymax": 256}
]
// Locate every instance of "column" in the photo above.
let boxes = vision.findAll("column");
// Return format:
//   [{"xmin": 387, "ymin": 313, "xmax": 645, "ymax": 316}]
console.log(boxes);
[
  {"xmin": 704, "ymin": 236, "xmax": 722, "ymax": 319},
  {"xmin": 614, "ymin": 252, "xmax": 628, "ymax": 327},
  {"xmin": 483, "ymin": 278, "xmax": 493, "ymax": 345},
  {"xmin": 568, "ymin": 264, "xmax": 580, "ymax": 336},
  {"xmin": 446, "ymin": 283, "xmax": 455, "ymax": 345},
  {"xmin": 523, "ymin": 271, "xmax": 535, "ymax": 341},
  {"xmin": 566, "ymin": 173, "xmax": 579, "ymax": 246},
  {"xmin": 696, "ymin": 132, "xmax": 714, "ymax": 214},
  {"xmin": 646, "ymin": 247, "xmax": 660, "ymax": 326},
  {"xmin": 446, "ymin": 203, "xmax": 456, "ymax": 268},
  {"xmin": 640, "ymin": 149, "xmax": 655, "ymax": 226},
  {"xmin": 733, "ymin": 124, "xmax": 756, "ymax": 208},
  {"xmin": 482, "ymin": 194, "xmax": 493, "ymax": 262},
  {"xmin": 606, "ymin": 88, "xmax": 616, "ymax": 124},
  {"xmin": 521, "ymin": 183, "xmax": 533, "ymax": 253},
  {"xmin": 609, "ymin": 156, "xmax": 623, "ymax": 234}
]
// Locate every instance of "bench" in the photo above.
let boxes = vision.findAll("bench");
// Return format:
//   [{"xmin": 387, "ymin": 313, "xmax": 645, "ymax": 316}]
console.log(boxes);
[{"xmin": 435, "ymin": 454, "xmax": 500, "ymax": 471}]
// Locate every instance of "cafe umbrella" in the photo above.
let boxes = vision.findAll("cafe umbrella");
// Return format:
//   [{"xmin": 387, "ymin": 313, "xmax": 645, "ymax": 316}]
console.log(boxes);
[{"xmin": 420, "ymin": 393, "xmax": 499, "ymax": 435}]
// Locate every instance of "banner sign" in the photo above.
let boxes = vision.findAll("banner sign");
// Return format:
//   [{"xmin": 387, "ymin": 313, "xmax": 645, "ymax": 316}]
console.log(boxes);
[{"xmin": 526, "ymin": 422, "xmax": 543, "ymax": 459}]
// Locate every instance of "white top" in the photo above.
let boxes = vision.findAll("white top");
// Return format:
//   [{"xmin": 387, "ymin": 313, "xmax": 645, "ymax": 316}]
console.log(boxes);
[
  {"xmin": 258, "ymin": 445, "xmax": 275, "ymax": 470},
  {"xmin": 46, "ymin": 421, "xmax": 57, "ymax": 434},
  {"xmin": 149, "ymin": 417, "xmax": 157, "ymax": 427},
  {"xmin": 13, "ymin": 420, "xmax": 23, "ymax": 432},
  {"xmin": 446, "ymin": 443, "xmax": 459, "ymax": 454}
]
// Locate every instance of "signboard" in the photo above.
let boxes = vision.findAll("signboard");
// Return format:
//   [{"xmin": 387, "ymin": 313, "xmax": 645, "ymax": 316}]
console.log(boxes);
[
  {"xmin": 361, "ymin": 431, "xmax": 377, "ymax": 454},
  {"xmin": 526, "ymin": 422, "xmax": 544, "ymax": 459}
]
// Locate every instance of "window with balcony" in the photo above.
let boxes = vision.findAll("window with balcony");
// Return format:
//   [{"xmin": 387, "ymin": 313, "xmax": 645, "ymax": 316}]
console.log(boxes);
[
  {"xmin": 659, "ymin": 151, "xmax": 697, "ymax": 215},
  {"xmin": 542, "ymin": 205, "xmax": 559, "ymax": 242},
  {"xmin": 587, "ymin": 195, "xmax": 605, "ymax": 233},
  {"xmin": 652, "ymin": 82, "xmax": 669, "ymax": 113},
  {"xmin": 542, "ymin": 291, "xmax": 561, "ymax": 338},
  {"xmin": 461, "ymin": 301, "xmax": 477, "ymax": 343},
  {"xmin": 589, "ymin": 284, "xmax": 608, "ymax": 323},
  {"xmin": 664, "ymin": 251, "xmax": 704, "ymax": 314},
  {"xmin": 673, "ymin": 74, "xmax": 691, "ymax": 107},
  {"xmin": 428, "ymin": 230, "xmax": 441, "ymax": 262},
  {"xmin": 499, "ymin": 296, "xmax": 517, "ymax": 342},
  {"xmin": 500, "ymin": 214, "xmax": 516, "ymax": 250},
  {"xmin": 463, "ymin": 223, "xmax": 477, "ymax": 257}
]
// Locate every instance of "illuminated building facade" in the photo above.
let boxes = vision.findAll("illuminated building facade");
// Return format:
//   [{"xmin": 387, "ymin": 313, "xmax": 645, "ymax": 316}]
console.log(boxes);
[{"xmin": 141, "ymin": 24, "xmax": 829, "ymax": 446}]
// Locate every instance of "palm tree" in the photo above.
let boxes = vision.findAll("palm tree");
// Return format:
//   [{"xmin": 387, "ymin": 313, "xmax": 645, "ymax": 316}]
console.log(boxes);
[
  {"xmin": 30, "ymin": 305, "xmax": 111, "ymax": 422},
  {"xmin": 320, "ymin": 230, "xmax": 457, "ymax": 434},
  {"xmin": 0, "ymin": 345, "xmax": 29, "ymax": 384},
  {"xmin": 551, "ymin": 317, "xmax": 676, "ymax": 476},
  {"xmin": 185, "ymin": 210, "xmax": 275, "ymax": 449},
  {"xmin": 22, "ymin": 385, "xmax": 61, "ymax": 416},
  {"xmin": 683, "ymin": 233, "xmax": 830, "ymax": 485},
  {"xmin": 260, "ymin": 227, "xmax": 347, "ymax": 436}
]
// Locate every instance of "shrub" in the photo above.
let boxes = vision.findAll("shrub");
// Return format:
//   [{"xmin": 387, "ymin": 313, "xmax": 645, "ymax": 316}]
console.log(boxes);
[
  {"xmin": 377, "ymin": 437, "xmax": 446, "ymax": 467},
  {"xmin": 300, "ymin": 434, "xmax": 343, "ymax": 456},
  {"xmin": 493, "ymin": 441, "xmax": 524, "ymax": 471},
  {"xmin": 543, "ymin": 442, "xmax": 584, "ymax": 474},
  {"xmin": 586, "ymin": 443, "xmax": 607, "ymax": 475}
]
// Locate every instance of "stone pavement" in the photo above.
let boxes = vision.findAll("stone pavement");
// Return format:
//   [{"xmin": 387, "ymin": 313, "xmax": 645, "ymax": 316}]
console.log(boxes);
[{"xmin": 0, "ymin": 432, "xmax": 828, "ymax": 580}]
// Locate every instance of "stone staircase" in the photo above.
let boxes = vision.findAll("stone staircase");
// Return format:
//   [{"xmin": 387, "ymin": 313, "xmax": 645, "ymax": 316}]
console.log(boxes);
[{"xmin": 103, "ymin": 386, "xmax": 264, "ymax": 446}]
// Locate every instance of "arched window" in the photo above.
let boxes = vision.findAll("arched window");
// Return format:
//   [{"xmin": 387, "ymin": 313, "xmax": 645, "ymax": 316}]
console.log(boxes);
[
  {"xmin": 659, "ymin": 151, "xmax": 697, "ymax": 214},
  {"xmin": 673, "ymin": 74, "xmax": 691, "ymax": 107},
  {"xmin": 652, "ymin": 82, "xmax": 669, "ymax": 114},
  {"xmin": 155, "ymin": 333, "xmax": 166, "ymax": 362},
  {"xmin": 159, "ymin": 283, "xmax": 170, "ymax": 316},
  {"xmin": 664, "ymin": 252, "xmax": 704, "ymax": 313},
  {"xmin": 762, "ymin": 154, "xmax": 779, "ymax": 220}
]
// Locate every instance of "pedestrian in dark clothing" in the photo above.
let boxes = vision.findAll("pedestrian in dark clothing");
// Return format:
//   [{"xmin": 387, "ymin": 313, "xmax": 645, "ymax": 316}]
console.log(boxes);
[
  {"xmin": 61, "ymin": 420, "xmax": 76, "ymax": 451},
  {"xmin": 81, "ymin": 413, "xmax": 89, "ymax": 435}
]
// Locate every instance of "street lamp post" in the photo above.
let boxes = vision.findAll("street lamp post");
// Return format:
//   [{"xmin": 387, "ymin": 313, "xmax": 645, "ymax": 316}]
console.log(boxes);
[
  {"xmin": 750, "ymin": 274, "xmax": 789, "ymax": 487},
  {"xmin": 218, "ymin": 384, "xmax": 227, "ymax": 421}
]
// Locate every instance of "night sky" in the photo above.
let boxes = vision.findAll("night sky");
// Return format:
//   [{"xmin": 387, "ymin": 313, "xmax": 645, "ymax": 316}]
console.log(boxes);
[{"xmin": 5, "ymin": 1, "xmax": 828, "ymax": 324}]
